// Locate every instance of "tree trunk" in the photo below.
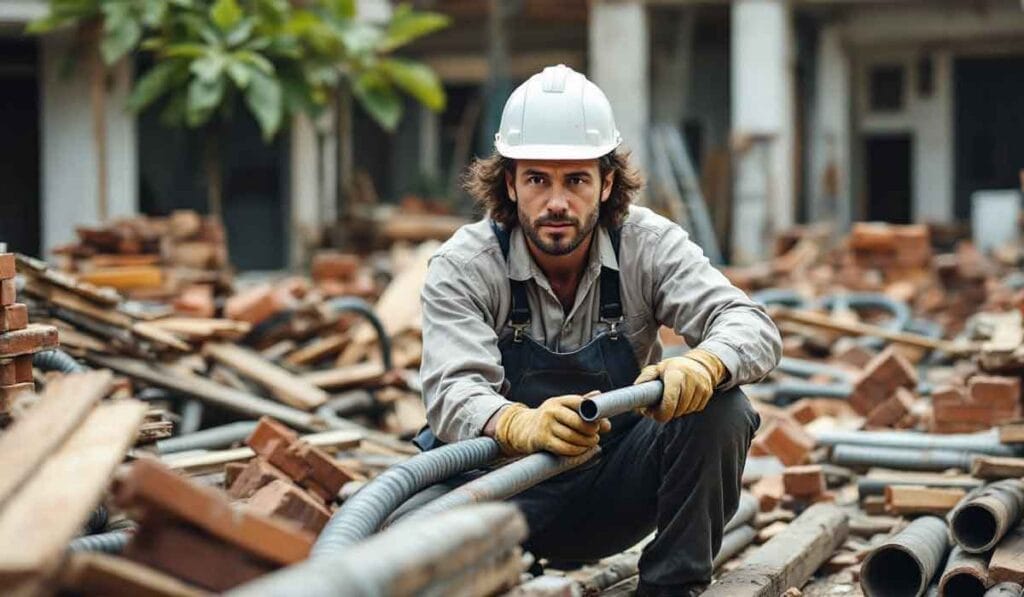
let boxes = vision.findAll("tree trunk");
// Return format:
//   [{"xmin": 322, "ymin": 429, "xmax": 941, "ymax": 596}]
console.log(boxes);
[
  {"xmin": 204, "ymin": 125, "xmax": 223, "ymax": 218},
  {"xmin": 86, "ymin": 20, "xmax": 108, "ymax": 222}
]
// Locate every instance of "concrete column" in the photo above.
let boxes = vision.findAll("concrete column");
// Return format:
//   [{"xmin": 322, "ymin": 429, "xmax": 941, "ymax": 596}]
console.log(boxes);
[
  {"xmin": 730, "ymin": 0, "xmax": 794, "ymax": 264},
  {"xmin": 809, "ymin": 24, "xmax": 851, "ymax": 232},
  {"xmin": 289, "ymin": 113, "xmax": 319, "ymax": 269},
  {"xmin": 913, "ymin": 49, "xmax": 953, "ymax": 223},
  {"xmin": 589, "ymin": 0, "xmax": 649, "ymax": 171},
  {"xmin": 40, "ymin": 31, "xmax": 137, "ymax": 255}
]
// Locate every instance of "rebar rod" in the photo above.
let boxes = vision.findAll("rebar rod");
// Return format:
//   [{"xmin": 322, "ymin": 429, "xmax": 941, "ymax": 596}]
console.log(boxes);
[
  {"xmin": 860, "ymin": 516, "xmax": 950, "ymax": 597},
  {"xmin": 818, "ymin": 429, "xmax": 1015, "ymax": 457},
  {"xmin": 832, "ymin": 445, "xmax": 975, "ymax": 472}
]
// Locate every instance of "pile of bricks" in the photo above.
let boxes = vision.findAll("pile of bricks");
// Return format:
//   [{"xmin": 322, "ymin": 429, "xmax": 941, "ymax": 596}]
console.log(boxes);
[{"xmin": 0, "ymin": 251, "xmax": 57, "ymax": 411}]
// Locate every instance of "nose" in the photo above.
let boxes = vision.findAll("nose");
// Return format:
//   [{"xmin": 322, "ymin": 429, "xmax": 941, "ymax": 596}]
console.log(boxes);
[{"xmin": 545, "ymin": 184, "xmax": 570, "ymax": 214}]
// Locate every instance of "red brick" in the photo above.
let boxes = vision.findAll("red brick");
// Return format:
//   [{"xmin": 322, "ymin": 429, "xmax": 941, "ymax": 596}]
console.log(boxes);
[
  {"xmin": 228, "ymin": 457, "xmax": 292, "ymax": 500},
  {"xmin": 0, "ymin": 254, "xmax": 13, "ymax": 280},
  {"xmin": 931, "ymin": 385, "xmax": 966, "ymax": 408},
  {"xmin": 969, "ymin": 376, "xmax": 1021, "ymax": 409},
  {"xmin": 0, "ymin": 324, "xmax": 58, "ymax": 358},
  {"xmin": 787, "ymin": 400, "xmax": 819, "ymax": 425},
  {"xmin": 0, "ymin": 278, "xmax": 14, "ymax": 306},
  {"xmin": 752, "ymin": 420, "xmax": 814, "ymax": 466},
  {"xmin": 246, "ymin": 417, "xmax": 354, "ymax": 503},
  {"xmin": 865, "ymin": 388, "xmax": 915, "ymax": 428},
  {"xmin": 246, "ymin": 480, "xmax": 331, "ymax": 534},
  {"xmin": 224, "ymin": 284, "xmax": 290, "ymax": 326},
  {"xmin": 0, "ymin": 304, "xmax": 27, "ymax": 332},
  {"xmin": 934, "ymin": 403, "xmax": 1018, "ymax": 425},
  {"xmin": 224, "ymin": 462, "xmax": 247, "ymax": 489},
  {"xmin": 173, "ymin": 284, "xmax": 215, "ymax": 318},
  {"xmin": 849, "ymin": 347, "xmax": 918, "ymax": 415},
  {"xmin": 751, "ymin": 474, "xmax": 785, "ymax": 511},
  {"xmin": 832, "ymin": 345, "xmax": 875, "ymax": 369},
  {"xmin": 13, "ymin": 355, "xmax": 32, "ymax": 384},
  {"xmin": 311, "ymin": 252, "xmax": 360, "ymax": 282},
  {"xmin": 0, "ymin": 382, "xmax": 34, "ymax": 402},
  {"xmin": 783, "ymin": 465, "xmax": 826, "ymax": 497}
]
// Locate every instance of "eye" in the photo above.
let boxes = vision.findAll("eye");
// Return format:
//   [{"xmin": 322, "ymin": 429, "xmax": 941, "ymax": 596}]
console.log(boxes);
[
  {"xmin": 568, "ymin": 176, "xmax": 586, "ymax": 185},
  {"xmin": 526, "ymin": 175, "xmax": 544, "ymax": 185}
]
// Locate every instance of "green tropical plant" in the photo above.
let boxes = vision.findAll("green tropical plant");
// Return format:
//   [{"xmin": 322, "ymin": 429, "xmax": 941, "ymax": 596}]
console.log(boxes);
[{"xmin": 29, "ymin": 0, "xmax": 450, "ymax": 216}]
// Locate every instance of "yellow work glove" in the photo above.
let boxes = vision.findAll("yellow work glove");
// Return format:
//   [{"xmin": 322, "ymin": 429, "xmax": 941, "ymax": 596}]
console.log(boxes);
[
  {"xmin": 495, "ymin": 395, "xmax": 611, "ymax": 457},
  {"xmin": 634, "ymin": 348, "xmax": 728, "ymax": 422}
]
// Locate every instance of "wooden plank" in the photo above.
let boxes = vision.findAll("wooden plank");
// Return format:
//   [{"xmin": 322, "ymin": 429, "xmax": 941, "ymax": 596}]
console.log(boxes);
[
  {"xmin": 161, "ymin": 429, "xmax": 363, "ymax": 474},
  {"xmin": 769, "ymin": 307, "xmax": 973, "ymax": 354},
  {"xmin": 113, "ymin": 460, "xmax": 313, "ymax": 566},
  {"xmin": 999, "ymin": 422, "xmax": 1024, "ymax": 444},
  {"xmin": 884, "ymin": 485, "xmax": 966, "ymax": 515},
  {"xmin": 85, "ymin": 353, "xmax": 322, "ymax": 432},
  {"xmin": 284, "ymin": 333, "xmax": 347, "ymax": 367},
  {"xmin": 301, "ymin": 361, "xmax": 385, "ymax": 390},
  {"xmin": 0, "ymin": 371, "xmax": 112, "ymax": 508},
  {"xmin": 990, "ymin": 524, "xmax": 1024, "ymax": 584},
  {"xmin": 78, "ymin": 266, "xmax": 163, "ymax": 291},
  {"xmin": 132, "ymin": 322, "xmax": 192, "ymax": 352},
  {"xmin": 203, "ymin": 342, "xmax": 329, "ymax": 410},
  {"xmin": 147, "ymin": 318, "xmax": 250, "ymax": 341},
  {"xmin": 0, "ymin": 400, "xmax": 146, "ymax": 592},
  {"xmin": 62, "ymin": 552, "xmax": 209, "ymax": 597},
  {"xmin": 703, "ymin": 503, "xmax": 849, "ymax": 596},
  {"xmin": 972, "ymin": 456, "xmax": 1024, "ymax": 480}
]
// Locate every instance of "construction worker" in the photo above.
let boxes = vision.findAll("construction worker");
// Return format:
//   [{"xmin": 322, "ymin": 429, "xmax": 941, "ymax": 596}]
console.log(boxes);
[{"xmin": 416, "ymin": 65, "xmax": 782, "ymax": 596}]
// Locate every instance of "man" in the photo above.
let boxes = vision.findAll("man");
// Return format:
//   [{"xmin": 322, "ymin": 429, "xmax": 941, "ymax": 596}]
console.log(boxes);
[{"xmin": 417, "ymin": 65, "xmax": 781, "ymax": 596}]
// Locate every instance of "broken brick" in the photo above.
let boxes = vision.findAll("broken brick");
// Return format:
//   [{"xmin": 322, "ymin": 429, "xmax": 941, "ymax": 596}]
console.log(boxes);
[
  {"xmin": 224, "ymin": 284, "xmax": 290, "ymax": 326},
  {"xmin": 0, "ymin": 304, "xmax": 28, "ymax": 333},
  {"xmin": 228, "ymin": 457, "xmax": 292, "ymax": 500},
  {"xmin": 311, "ymin": 252, "xmax": 360, "ymax": 282},
  {"xmin": 246, "ymin": 417, "xmax": 355, "ymax": 503},
  {"xmin": 969, "ymin": 376, "xmax": 1021, "ymax": 409},
  {"xmin": 0, "ymin": 324, "xmax": 59, "ymax": 357},
  {"xmin": 0, "ymin": 278, "xmax": 14, "ymax": 306},
  {"xmin": 224, "ymin": 462, "xmax": 247, "ymax": 489},
  {"xmin": 246, "ymin": 480, "xmax": 331, "ymax": 534},
  {"xmin": 751, "ymin": 474, "xmax": 785, "ymax": 511},
  {"xmin": 849, "ymin": 347, "xmax": 918, "ymax": 415},
  {"xmin": 783, "ymin": 465, "xmax": 826, "ymax": 498},
  {"xmin": 172, "ymin": 284, "xmax": 215, "ymax": 318},
  {"xmin": 0, "ymin": 254, "xmax": 13, "ymax": 280},
  {"xmin": 865, "ymin": 388, "xmax": 915, "ymax": 428},
  {"xmin": 752, "ymin": 420, "xmax": 814, "ymax": 467}
]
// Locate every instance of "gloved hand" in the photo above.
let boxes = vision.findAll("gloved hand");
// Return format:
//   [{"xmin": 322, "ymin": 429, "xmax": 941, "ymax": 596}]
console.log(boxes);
[
  {"xmin": 495, "ymin": 394, "xmax": 611, "ymax": 456},
  {"xmin": 634, "ymin": 348, "xmax": 728, "ymax": 422}
]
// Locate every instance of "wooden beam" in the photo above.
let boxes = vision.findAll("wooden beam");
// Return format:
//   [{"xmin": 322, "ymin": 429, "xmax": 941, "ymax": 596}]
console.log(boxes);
[
  {"xmin": 769, "ymin": 307, "xmax": 974, "ymax": 354},
  {"xmin": 990, "ymin": 524, "xmax": 1024, "ymax": 584},
  {"xmin": 62, "ymin": 552, "xmax": 209, "ymax": 597},
  {"xmin": 0, "ymin": 371, "xmax": 113, "ymax": 508},
  {"xmin": 203, "ymin": 342, "xmax": 329, "ymax": 410},
  {"xmin": 703, "ymin": 503, "xmax": 849, "ymax": 596},
  {"xmin": 0, "ymin": 400, "xmax": 146, "ymax": 593},
  {"xmin": 972, "ymin": 456, "xmax": 1024, "ymax": 480},
  {"xmin": 301, "ymin": 361, "xmax": 385, "ymax": 390},
  {"xmin": 884, "ymin": 485, "xmax": 966, "ymax": 515}
]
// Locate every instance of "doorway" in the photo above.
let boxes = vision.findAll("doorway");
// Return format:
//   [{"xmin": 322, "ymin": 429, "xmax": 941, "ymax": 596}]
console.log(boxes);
[
  {"xmin": 864, "ymin": 134, "xmax": 912, "ymax": 224},
  {"xmin": 0, "ymin": 39, "xmax": 40, "ymax": 255},
  {"xmin": 955, "ymin": 56, "xmax": 1024, "ymax": 220}
]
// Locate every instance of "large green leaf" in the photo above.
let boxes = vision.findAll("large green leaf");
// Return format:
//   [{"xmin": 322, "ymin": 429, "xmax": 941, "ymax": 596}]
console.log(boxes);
[
  {"xmin": 186, "ymin": 75, "xmax": 226, "ymax": 126},
  {"xmin": 323, "ymin": 0, "xmax": 356, "ymax": 20},
  {"xmin": 243, "ymin": 68, "xmax": 283, "ymax": 140},
  {"xmin": 210, "ymin": 0, "xmax": 243, "ymax": 32},
  {"xmin": 352, "ymin": 71, "xmax": 401, "ymax": 131},
  {"xmin": 190, "ymin": 52, "xmax": 227, "ymax": 82},
  {"xmin": 127, "ymin": 59, "xmax": 185, "ymax": 112},
  {"xmin": 379, "ymin": 57, "xmax": 445, "ymax": 111},
  {"xmin": 100, "ymin": 3, "xmax": 143, "ymax": 64},
  {"xmin": 379, "ymin": 4, "xmax": 449, "ymax": 52}
]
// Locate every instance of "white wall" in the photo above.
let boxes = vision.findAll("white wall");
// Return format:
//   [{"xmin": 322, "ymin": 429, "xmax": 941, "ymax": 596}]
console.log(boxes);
[
  {"xmin": 590, "ymin": 0, "xmax": 649, "ymax": 172},
  {"xmin": 40, "ymin": 31, "xmax": 137, "ymax": 254},
  {"xmin": 809, "ymin": 24, "xmax": 852, "ymax": 230}
]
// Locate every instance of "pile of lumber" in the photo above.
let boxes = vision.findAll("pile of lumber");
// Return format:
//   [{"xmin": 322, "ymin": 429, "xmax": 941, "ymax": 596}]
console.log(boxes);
[
  {"xmin": 0, "ymin": 252, "xmax": 57, "ymax": 411},
  {"xmin": 52, "ymin": 210, "xmax": 230, "ymax": 299}
]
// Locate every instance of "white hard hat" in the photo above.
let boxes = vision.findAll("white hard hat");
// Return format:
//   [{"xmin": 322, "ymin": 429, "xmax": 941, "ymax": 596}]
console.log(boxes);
[{"xmin": 494, "ymin": 64, "xmax": 621, "ymax": 160}]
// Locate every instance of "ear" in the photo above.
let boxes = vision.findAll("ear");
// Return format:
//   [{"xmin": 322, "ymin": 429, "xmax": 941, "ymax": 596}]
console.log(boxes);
[
  {"xmin": 505, "ymin": 169, "xmax": 517, "ymax": 203},
  {"xmin": 600, "ymin": 170, "xmax": 615, "ymax": 203}
]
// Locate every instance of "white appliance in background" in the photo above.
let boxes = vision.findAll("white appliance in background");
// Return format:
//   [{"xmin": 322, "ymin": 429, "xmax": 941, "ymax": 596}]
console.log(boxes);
[{"xmin": 972, "ymin": 190, "xmax": 1022, "ymax": 253}]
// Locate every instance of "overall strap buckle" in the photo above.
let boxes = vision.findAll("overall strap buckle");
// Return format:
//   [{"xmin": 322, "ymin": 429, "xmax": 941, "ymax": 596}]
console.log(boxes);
[
  {"xmin": 601, "ymin": 315, "xmax": 624, "ymax": 340},
  {"xmin": 511, "ymin": 322, "xmax": 529, "ymax": 343}
]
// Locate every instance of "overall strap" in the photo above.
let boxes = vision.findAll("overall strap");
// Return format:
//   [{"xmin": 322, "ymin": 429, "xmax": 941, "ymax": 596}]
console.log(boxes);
[
  {"xmin": 490, "ymin": 221, "xmax": 531, "ymax": 334},
  {"xmin": 599, "ymin": 227, "xmax": 624, "ymax": 330}
]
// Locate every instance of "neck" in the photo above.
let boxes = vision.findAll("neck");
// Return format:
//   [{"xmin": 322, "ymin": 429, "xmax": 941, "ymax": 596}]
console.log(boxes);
[{"xmin": 526, "ymin": 229, "xmax": 595, "ymax": 288}]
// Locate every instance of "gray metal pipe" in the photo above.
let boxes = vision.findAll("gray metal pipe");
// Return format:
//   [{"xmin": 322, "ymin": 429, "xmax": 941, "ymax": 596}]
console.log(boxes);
[
  {"xmin": 723, "ymin": 492, "xmax": 758, "ymax": 536},
  {"xmin": 858, "ymin": 476, "xmax": 983, "ymax": 499},
  {"xmin": 227, "ymin": 503, "xmax": 527, "ymax": 597},
  {"xmin": 817, "ymin": 429, "xmax": 1016, "ymax": 457},
  {"xmin": 312, "ymin": 437, "xmax": 502, "ymax": 556},
  {"xmin": 398, "ymin": 449, "xmax": 597, "ymax": 526},
  {"xmin": 179, "ymin": 399, "xmax": 204, "ymax": 435},
  {"xmin": 777, "ymin": 356, "xmax": 854, "ymax": 381},
  {"xmin": 318, "ymin": 390, "xmax": 378, "ymax": 419},
  {"xmin": 986, "ymin": 582, "xmax": 1024, "ymax": 597},
  {"xmin": 938, "ymin": 547, "xmax": 990, "ymax": 597},
  {"xmin": 713, "ymin": 525, "xmax": 757, "ymax": 570},
  {"xmin": 156, "ymin": 421, "xmax": 258, "ymax": 454},
  {"xmin": 579, "ymin": 381, "xmax": 663, "ymax": 422},
  {"xmin": 861, "ymin": 516, "xmax": 950, "ymax": 597},
  {"xmin": 67, "ymin": 529, "xmax": 133, "ymax": 554},
  {"xmin": 949, "ymin": 479, "xmax": 1024, "ymax": 553},
  {"xmin": 832, "ymin": 445, "xmax": 975, "ymax": 472}
]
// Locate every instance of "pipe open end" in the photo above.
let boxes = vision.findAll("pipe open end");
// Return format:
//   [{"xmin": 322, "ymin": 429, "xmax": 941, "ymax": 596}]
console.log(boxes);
[
  {"xmin": 862, "ymin": 547, "xmax": 924, "ymax": 597},
  {"xmin": 579, "ymin": 399, "xmax": 599, "ymax": 422},
  {"xmin": 941, "ymin": 573, "xmax": 987, "ymax": 597},
  {"xmin": 953, "ymin": 505, "xmax": 999, "ymax": 552}
]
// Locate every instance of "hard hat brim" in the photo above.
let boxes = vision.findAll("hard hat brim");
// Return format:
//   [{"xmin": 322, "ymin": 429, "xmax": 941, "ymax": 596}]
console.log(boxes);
[{"xmin": 495, "ymin": 141, "xmax": 620, "ymax": 161}]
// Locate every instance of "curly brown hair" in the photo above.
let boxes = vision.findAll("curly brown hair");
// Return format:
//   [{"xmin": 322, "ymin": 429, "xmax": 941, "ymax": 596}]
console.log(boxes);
[{"xmin": 462, "ymin": 150, "xmax": 644, "ymax": 229}]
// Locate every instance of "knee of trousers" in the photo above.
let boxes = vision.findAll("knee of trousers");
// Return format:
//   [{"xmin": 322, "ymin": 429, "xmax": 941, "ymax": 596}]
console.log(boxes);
[{"xmin": 663, "ymin": 387, "xmax": 761, "ymax": 450}]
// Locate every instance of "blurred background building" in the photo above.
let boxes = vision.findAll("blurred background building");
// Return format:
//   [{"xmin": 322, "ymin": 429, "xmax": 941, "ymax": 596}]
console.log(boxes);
[{"xmin": 1, "ymin": 0, "xmax": 1022, "ymax": 268}]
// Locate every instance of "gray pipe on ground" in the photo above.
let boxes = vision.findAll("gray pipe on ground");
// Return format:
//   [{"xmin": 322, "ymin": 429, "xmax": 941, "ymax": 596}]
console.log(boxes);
[
  {"xmin": 986, "ymin": 583, "xmax": 1024, "ymax": 597},
  {"xmin": 713, "ymin": 525, "xmax": 757, "ymax": 570},
  {"xmin": 858, "ymin": 476, "xmax": 983, "ymax": 499},
  {"xmin": 832, "ymin": 445, "xmax": 975, "ymax": 472},
  {"xmin": 949, "ymin": 480, "xmax": 1024, "ymax": 553},
  {"xmin": 860, "ymin": 516, "xmax": 950, "ymax": 597},
  {"xmin": 938, "ymin": 546, "xmax": 990, "ymax": 597},
  {"xmin": 817, "ymin": 429, "xmax": 1016, "ymax": 457},
  {"xmin": 156, "ymin": 421, "xmax": 258, "ymax": 454},
  {"xmin": 227, "ymin": 503, "xmax": 527, "ymax": 597},
  {"xmin": 723, "ymin": 492, "xmax": 758, "ymax": 536},
  {"xmin": 397, "ymin": 449, "xmax": 597, "ymax": 525}
]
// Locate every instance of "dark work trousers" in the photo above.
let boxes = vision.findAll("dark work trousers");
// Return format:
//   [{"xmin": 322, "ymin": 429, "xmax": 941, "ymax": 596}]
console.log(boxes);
[{"xmin": 511, "ymin": 387, "xmax": 760, "ymax": 590}]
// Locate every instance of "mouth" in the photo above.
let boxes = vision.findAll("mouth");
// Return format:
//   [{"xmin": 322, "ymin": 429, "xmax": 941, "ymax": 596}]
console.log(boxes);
[{"xmin": 539, "ymin": 222, "xmax": 574, "ymax": 231}]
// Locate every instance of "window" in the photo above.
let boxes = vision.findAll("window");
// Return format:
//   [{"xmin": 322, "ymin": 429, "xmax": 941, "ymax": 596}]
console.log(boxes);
[{"xmin": 869, "ymin": 65, "xmax": 905, "ymax": 112}]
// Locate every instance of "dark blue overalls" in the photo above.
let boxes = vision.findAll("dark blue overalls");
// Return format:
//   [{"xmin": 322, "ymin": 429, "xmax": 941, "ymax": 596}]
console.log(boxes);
[{"xmin": 415, "ymin": 221, "xmax": 759, "ymax": 594}]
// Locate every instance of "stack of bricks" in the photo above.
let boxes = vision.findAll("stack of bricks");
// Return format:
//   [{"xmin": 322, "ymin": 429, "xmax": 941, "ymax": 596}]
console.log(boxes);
[
  {"xmin": 0, "ymin": 252, "xmax": 58, "ymax": 410},
  {"xmin": 113, "ymin": 458, "xmax": 313, "ymax": 592},
  {"xmin": 931, "ymin": 375, "xmax": 1022, "ymax": 433},
  {"xmin": 848, "ymin": 347, "xmax": 919, "ymax": 428},
  {"xmin": 782, "ymin": 464, "xmax": 832, "ymax": 506},
  {"xmin": 849, "ymin": 222, "xmax": 933, "ymax": 273},
  {"xmin": 310, "ymin": 251, "xmax": 375, "ymax": 299},
  {"xmin": 225, "ymin": 417, "xmax": 360, "ymax": 534}
]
